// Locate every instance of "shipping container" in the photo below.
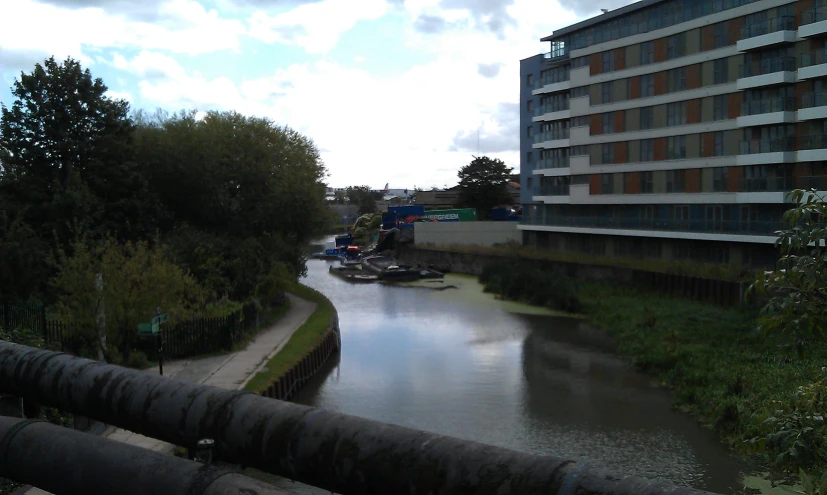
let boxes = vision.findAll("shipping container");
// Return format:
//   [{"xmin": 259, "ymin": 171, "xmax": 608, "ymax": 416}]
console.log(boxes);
[{"xmin": 422, "ymin": 208, "xmax": 477, "ymax": 222}]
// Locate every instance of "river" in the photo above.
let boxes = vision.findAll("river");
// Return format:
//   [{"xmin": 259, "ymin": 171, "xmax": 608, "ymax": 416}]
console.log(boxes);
[{"xmin": 257, "ymin": 249, "xmax": 751, "ymax": 494}]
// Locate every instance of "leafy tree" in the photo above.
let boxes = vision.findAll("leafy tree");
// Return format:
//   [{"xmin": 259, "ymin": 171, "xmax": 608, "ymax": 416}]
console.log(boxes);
[
  {"xmin": 752, "ymin": 189, "xmax": 827, "ymax": 356},
  {"xmin": 0, "ymin": 57, "xmax": 158, "ymax": 246},
  {"xmin": 457, "ymin": 155, "xmax": 513, "ymax": 219},
  {"xmin": 51, "ymin": 238, "xmax": 207, "ymax": 362},
  {"xmin": 346, "ymin": 185, "xmax": 379, "ymax": 215}
]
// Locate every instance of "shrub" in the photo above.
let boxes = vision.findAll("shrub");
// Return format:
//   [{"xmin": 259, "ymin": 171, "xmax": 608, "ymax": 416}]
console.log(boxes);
[{"xmin": 479, "ymin": 259, "xmax": 582, "ymax": 313}]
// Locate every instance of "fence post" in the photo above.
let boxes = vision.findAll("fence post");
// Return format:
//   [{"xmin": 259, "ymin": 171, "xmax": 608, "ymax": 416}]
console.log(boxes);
[
  {"xmin": 40, "ymin": 305, "xmax": 47, "ymax": 340},
  {"xmin": 2, "ymin": 302, "xmax": 8, "ymax": 329}
]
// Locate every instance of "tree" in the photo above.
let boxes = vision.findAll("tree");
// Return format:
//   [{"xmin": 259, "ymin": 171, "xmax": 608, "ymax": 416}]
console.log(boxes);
[
  {"xmin": 457, "ymin": 156, "xmax": 513, "ymax": 219},
  {"xmin": 752, "ymin": 189, "xmax": 827, "ymax": 356},
  {"xmin": 346, "ymin": 185, "xmax": 378, "ymax": 215},
  {"xmin": 0, "ymin": 57, "xmax": 157, "ymax": 245},
  {"xmin": 51, "ymin": 237, "xmax": 207, "ymax": 362}
]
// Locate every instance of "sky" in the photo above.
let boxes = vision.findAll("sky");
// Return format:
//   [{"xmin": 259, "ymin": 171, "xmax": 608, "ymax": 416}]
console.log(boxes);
[{"xmin": 0, "ymin": 0, "xmax": 634, "ymax": 190}]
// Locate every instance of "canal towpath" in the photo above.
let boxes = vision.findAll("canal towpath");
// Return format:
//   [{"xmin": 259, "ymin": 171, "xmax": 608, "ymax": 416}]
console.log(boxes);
[{"xmin": 21, "ymin": 293, "xmax": 316, "ymax": 495}]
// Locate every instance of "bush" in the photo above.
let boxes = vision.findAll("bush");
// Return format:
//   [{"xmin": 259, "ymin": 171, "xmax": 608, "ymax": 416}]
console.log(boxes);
[
  {"xmin": 479, "ymin": 259, "xmax": 582, "ymax": 313},
  {"xmin": 126, "ymin": 350, "xmax": 151, "ymax": 370}
]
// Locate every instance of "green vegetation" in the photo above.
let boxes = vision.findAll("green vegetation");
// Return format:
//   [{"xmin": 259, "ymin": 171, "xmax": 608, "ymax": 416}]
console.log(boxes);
[
  {"xmin": 416, "ymin": 241, "xmax": 758, "ymax": 282},
  {"xmin": 0, "ymin": 56, "xmax": 327, "ymax": 362},
  {"xmin": 243, "ymin": 283, "xmax": 336, "ymax": 395},
  {"xmin": 457, "ymin": 155, "xmax": 513, "ymax": 219},
  {"xmin": 479, "ymin": 259, "xmax": 582, "ymax": 313}
]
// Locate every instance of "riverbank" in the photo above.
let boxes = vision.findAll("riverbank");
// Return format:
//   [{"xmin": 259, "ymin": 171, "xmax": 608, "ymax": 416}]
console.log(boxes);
[
  {"xmin": 243, "ymin": 283, "xmax": 337, "ymax": 395},
  {"xmin": 478, "ymin": 260, "xmax": 826, "ymax": 488}
]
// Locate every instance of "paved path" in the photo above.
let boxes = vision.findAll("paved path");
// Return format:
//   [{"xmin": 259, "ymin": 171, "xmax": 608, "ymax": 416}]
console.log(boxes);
[{"xmin": 23, "ymin": 293, "xmax": 316, "ymax": 495}]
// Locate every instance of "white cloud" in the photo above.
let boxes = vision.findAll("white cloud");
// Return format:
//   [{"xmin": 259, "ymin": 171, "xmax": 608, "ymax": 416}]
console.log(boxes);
[{"xmin": 247, "ymin": 0, "xmax": 387, "ymax": 54}]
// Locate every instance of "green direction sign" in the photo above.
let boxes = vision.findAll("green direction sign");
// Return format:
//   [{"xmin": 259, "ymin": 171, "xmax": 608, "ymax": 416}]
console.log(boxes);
[
  {"xmin": 152, "ymin": 313, "xmax": 169, "ymax": 326},
  {"xmin": 137, "ymin": 323, "xmax": 159, "ymax": 335}
]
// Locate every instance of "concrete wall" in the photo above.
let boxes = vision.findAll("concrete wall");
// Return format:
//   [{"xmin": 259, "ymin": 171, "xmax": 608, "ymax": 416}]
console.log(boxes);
[{"xmin": 415, "ymin": 221, "xmax": 520, "ymax": 248}]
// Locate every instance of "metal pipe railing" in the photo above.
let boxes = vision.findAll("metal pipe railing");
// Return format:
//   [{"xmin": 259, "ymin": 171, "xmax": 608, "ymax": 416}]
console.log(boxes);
[
  {"xmin": 0, "ymin": 340, "xmax": 717, "ymax": 495},
  {"xmin": 0, "ymin": 416, "xmax": 283, "ymax": 495}
]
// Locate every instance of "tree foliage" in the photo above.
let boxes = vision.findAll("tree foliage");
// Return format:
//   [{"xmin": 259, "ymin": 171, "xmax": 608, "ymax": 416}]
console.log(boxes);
[
  {"xmin": 51, "ymin": 238, "xmax": 207, "ymax": 361},
  {"xmin": 0, "ymin": 57, "xmax": 328, "ymax": 306},
  {"xmin": 346, "ymin": 185, "xmax": 380, "ymax": 215},
  {"xmin": 457, "ymin": 155, "xmax": 513, "ymax": 218},
  {"xmin": 752, "ymin": 189, "xmax": 827, "ymax": 356}
]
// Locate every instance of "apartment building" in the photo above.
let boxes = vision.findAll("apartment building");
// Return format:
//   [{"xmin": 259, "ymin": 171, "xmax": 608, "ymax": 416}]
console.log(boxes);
[{"xmin": 519, "ymin": 0, "xmax": 827, "ymax": 267}]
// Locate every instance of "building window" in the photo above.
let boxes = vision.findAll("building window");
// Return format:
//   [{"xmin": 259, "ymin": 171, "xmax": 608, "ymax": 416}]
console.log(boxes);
[
  {"xmin": 571, "ymin": 145, "xmax": 589, "ymax": 156},
  {"xmin": 527, "ymin": 177, "xmax": 533, "ymax": 189},
  {"xmin": 571, "ymin": 116, "xmax": 589, "ymax": 127},
  {"xmin": 571, "ymin": 86, "xmax": 589, "ymax": 98},
  {"xmin": 713, "ymin": 21, "xmax": 729, "ymax": 48},
  {"xmin": 668, "ymin": 67, "xmax": 687, "ymax": 91},
  {"xmin": 527, "ymin": 151, "xmax": 533, "ymax": 163},
  {"xmin": 714, "ymin": 131, "xmax": 724, "ymax": 156},
  {"xmin": 640, "ymin": 41, "xmax": 654, "ymax": 64},
  {"xmin": 640, "ymin": 106, "xmax": 654, "ymax": 129},
  {"xmin": 667, "ymin": 32, "xmax": 686, "ymax": 59},
  {"xmin": 640, "ymin": 172, "xmax": 654, "ymax": 193},
  {"xmin": 713, "ymin": 95, "xmax": 726, "ymax": 120},
  {"xmin": 640, "ymin": 139, "xmax": 654, "ymax": 161},
  {"xmin": 601, "ymin": 174, "xmax": 614, "ymax": 194},
  {"xmin": 527, "ymin": 100, "xmax": 534, "ymax": 112},
  {"xmin": 641, "ymin": 74, "xmax": 654, "ymax": 97},
  {"xmin": 602, "ymin": 112, "xmax": 614, "ymax": 133},
  {"xmin": 572, "ymin": 56, "xmax": 589, "ymax": 68},
  {"xmin": 667, "ymin": 135, "xmax": 686, "ymax": 159},
  {"xmin": 667, "ymin": 102, "xmax": 686, "ymax": 126},
  {"xmin": 602, "ymin": 143, "xmax": 614, "ymax": 163},
  {"xmin": 713, "ymin": 59, "xmax": 728, "ymax": 84},
  {"xmin": 713, "ymin": 167, "xmax": 728, "ymax": 191},
  {"xmin": 527, "ymin": 74, "xmax": 534, "ymax": 86},
  {"xmin": 666, "ymin": 169, "xmax": 686, "ymax": 192},
  {"xmin": 602, "ymin": 82, "xmax": 613, "ymax": 104},
  {"xmin": 602, "ymin": 51, "xmax": 614, "ymax": 72},
  {"xmin": 527, "ymin": 126, "xmax": 534, "ymax": 137}
]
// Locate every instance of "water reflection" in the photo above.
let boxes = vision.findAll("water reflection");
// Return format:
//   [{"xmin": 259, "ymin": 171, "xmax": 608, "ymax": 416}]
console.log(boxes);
[{"xmin": 261, "ymin": 254, "xmax": 746, "ymax": 494}]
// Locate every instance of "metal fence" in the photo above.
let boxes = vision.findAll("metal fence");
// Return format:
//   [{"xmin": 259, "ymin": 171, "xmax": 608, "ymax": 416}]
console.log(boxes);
[{"xmin": 0, "ymin": 300, "xmax": 263, "ymax": 360}]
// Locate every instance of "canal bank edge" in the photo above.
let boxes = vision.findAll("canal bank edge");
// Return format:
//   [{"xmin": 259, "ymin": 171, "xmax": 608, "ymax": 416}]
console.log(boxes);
[
  {"xmin": 398, "ymin": 244, "xmax": 748, "ymax": 307},
  {"xmin": 243, "ymin": 283, "xmax": 340, "ymax": 397}
]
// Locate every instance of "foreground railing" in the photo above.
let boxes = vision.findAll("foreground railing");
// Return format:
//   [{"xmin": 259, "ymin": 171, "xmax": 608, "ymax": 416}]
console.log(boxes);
[
  {"xmin": 0, "ymin": 416, "xmax": 280, "ymax": 495},
  {"xmin": 0, "ymin": 341, "xmax": 716, "ymax": 495}
]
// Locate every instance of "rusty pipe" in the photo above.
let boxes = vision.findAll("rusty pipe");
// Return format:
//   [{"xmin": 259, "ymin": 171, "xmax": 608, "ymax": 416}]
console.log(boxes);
[
  {"xmin": 0, "ymin": 416, "xmax": 284, "ymax": 495},
  {"xmin": 0, "ymin": 340, "xmax": 717, "ymax": 495}
]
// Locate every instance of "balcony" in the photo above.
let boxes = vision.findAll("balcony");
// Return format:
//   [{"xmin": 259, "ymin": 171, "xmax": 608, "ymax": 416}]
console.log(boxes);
[
  {"xmin": 532, "ymin": 183, "xmax": 571, "ymax": 200},
  {"xmin": 737, "ymin": 96, "xmax": 796, "ymax": 126},
  {"xmin": 798, "ymin": 48, "xmax": 827, "ymax": 80},
  {"xmin": 799, "ymin": 6, "xmax": 827, "ymax": 38},
  {"xmin": 532, "ymin": 128, "xmax": 570, "ymax": 143},
  {"xmin": 738, "ymin": 176, "xmax": 793, "ymax": 192},
  {"xmin": 737, "ymin": 56, "xmax": 796, "ymax": 90},
  {"xmin": 737, "ymin": 16, "xmax": 797, "ymax": 51},
  {"xmin": 799, "ymin": 92, "xmax": 827, "ymax": 120},
  {"xmin": 521, "ymin": 215, "xmax": 783, "ymax": 237},
  {"xmin": 532, "ymin": 157, "xmax": 570, "ymax": 173},
  {"xmin": 797, "ymin": 175, "xmax": 827, "ymax": 190},
  {"xmin": 532, "ymin": 103, "xmax": 571, "ymax": 122},
  {"xmin": 532, "ymin": 75, "xmax": 570, "ymax": 95},
  {"xmin": 736, "ymin": 136, "xmax": 795, "ymax": 165},
  {"xmin": 797, "ymin": 133, "xmax": 827, "ymax": 161}
]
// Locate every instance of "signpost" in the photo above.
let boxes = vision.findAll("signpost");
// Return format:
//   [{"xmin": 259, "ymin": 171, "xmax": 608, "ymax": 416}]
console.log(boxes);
[{"xmin": 137, "ymin": 307, "xmax": 168, "ymax": 376}]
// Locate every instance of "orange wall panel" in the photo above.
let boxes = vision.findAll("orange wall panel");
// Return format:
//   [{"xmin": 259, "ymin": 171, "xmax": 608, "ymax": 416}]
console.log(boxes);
[
  {"xmin": 615, "ymin": 141, "xmax": 627, "ymax": 164},
  {"xmin": 727, "ymin": 93, "xmax": 742, "ymax": 119},
  {"xmin": 615, "ymin": 48, "xmax": 626, "ymax": 71},
  {"xmin": 590, "ymin": 114, "xmax": 602, "ymax": 135},
  {"xmin": 701, "ymin": 25, "xmax": 715, "ymax": 51},
  {"xmin": 654, "ymin": 38, "xmax": 667, "ymax": 62},
  {"xmin": 614, "ymin": 111, "xmax": 625, "ymax": 133},
  {"xmin": 654, "ymin": 137, "xmax": 667, "ymax": 161},
  {"xmin": 625, "ymin": 172, "xmax": 640, "ymax": 194},
  {"xmin": 654, "ymin": 72, "xmax": 668, "ymax": 95},
  {"xmin": 686, "ymin": 168, "xmax": 700, "ymax": 193},
  {"xmin": 687, "ymin": 64, "xmax": 701, "ymax": 90},
  {"xmin": 590, "ymin": 53, "xmax": 602, "ymax": 75},
  {"xmin": 701, "ymin": 133, "xmax": 715, "ymax": 157},
  {"xmin": 589, "ymin": 174, "xmax": 602, "ymax": 195},
  {"xmin": 687, "ymin": 99, "xmax": 701, "ymax": 124},
  {"xmin": 629, "ymin": 76, "xmax": 641, "ymax": 99},
  {"xmin": 727, "ymin": 166, "xmax": 743, "ymax": 192}
]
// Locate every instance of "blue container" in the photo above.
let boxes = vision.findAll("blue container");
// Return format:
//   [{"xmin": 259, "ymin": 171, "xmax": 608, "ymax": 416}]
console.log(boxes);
[
  {"xmin": 382, "ymin": 212, "xmax": 397, "ymax": 230},
  {"xmin": 388, "ymin": 205, "xmax": 425, "ymax": 219},
  {"xmin": 490, "ymin": 208, "xmax": 509, "ymax": 221},
  {"xmin": 334, "ymin": 234, "xmax": 353, "ymax": 247}
]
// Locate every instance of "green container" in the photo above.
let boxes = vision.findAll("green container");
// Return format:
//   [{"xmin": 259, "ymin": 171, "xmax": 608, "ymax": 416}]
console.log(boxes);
[{"xmin": 422, "ymin": 208, "xmax": 477, "ymax": 222}]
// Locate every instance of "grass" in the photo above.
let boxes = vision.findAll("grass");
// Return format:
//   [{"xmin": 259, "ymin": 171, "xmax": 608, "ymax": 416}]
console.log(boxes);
[
  {"xmin": 243, "ymin": 283, "xmax": 335, "ymax": 395},
  {"xmin": 576, "ymin": 280, "xmax": 826, "ymax": 469},
  {"xmin": 414, "ymin": 241, "xmax": 760, "ymax": 282}
]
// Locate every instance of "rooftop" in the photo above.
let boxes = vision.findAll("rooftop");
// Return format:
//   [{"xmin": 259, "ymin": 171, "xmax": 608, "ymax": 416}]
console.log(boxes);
[{"xmin": 541, "ymin": 0, "xmax": 665, "ymax": 41}]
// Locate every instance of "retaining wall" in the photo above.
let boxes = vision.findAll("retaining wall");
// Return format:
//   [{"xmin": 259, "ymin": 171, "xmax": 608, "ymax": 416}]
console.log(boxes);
[
  {"xmin": 414, "ymin": 221, "xmax": 520, "ymax": 248},
  {"xmin": 259, "ymin": 314, "xmax": 341, "ymax": 401},
  {"xmin": 399, "ymin": 246, "xmax": 748, "ymax": 306}
]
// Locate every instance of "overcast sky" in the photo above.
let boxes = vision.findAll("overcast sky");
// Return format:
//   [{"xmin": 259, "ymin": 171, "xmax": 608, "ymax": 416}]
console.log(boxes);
[{"xmin": 0, "ymin": 0, "xmax": 633, "ymax": 189}]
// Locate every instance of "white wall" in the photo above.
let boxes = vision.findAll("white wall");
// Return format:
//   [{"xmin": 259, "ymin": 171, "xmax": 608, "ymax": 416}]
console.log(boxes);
[{"xmin": 414, "ymin": 222, "xmax": 520, "ymax": 248}]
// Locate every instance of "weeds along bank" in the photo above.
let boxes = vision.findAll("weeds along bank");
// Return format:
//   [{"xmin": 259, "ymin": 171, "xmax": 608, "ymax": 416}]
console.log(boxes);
[
  {"xmin": 479, "ymin": 258, "xmax": 827, "ymax": 488},
  {"xmin": 244, "ymin": 283, "xmax": 339, "ymax": 396}
]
